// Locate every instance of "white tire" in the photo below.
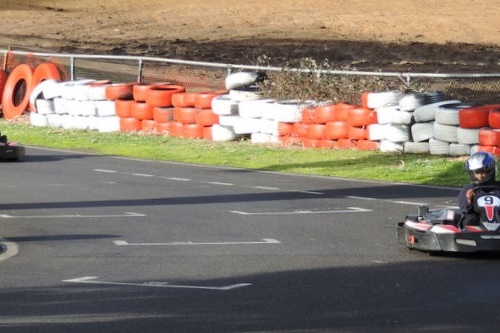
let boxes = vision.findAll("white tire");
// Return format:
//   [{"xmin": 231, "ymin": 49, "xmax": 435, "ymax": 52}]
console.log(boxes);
[
  {"xmin": 429, "ymin": 138, "xmax": 450, "ymax": 155},
  {"xmin": 225, "ymin": 72, "xmax": 260, "ymax": 90},
  {"xmin": 271, "ymin": 100, "xmax": 315, "ymax": 123},
  {"xmin": 433, "ymin": 122, "xmax": 458, "ymax": 143},
  {"xmin": 29, "ymin": 79, "xmax": 58, "ymax": 112},
  {"xmin": 411, "ymin": 122, "xmax": 434, "ymax": 142},
  {"xmin": 251, "ymin": 132, "xmax": 279, "ymax": 145},
  {"xmin": 42, "ymin": 80, "xmax": 64, "ymax": 99},
  {"xmin": 96, "ymin": 116, "xmax": 120, "ymax": 133},
  {"xmin": 233, "ymin": 117, "xmax": 261, "ymax": 134},
  {"xmin": 238, "ymin": 99, "xmax": 276, "ymax": 118},
  {"xmin": 212, "ymin": 124, "xmax": 237, "ymax": 141},
  {"xmin": 35, "ymin": 99, "xmax": 55, "ymax": 115},
  {"xmin": 398, "ymin": 93, "xmax": 426, "ymax": 112},
  {"xmin": 53, "ymin": 98, "xmax": 68, "ymax": 114},
  {"xmin": 212, "ymin": 94, "xmax": 239, "ymax": 115},
  {"xmin": 391, "ymin": 110, "xmax": 413, "ymax": 125},
  {"xmin": 457, "ymin": 127, "xmax": 480, "ymax": 144},
  {"xmin": 404, "ymin": 141, "xmax": 430, "ymax": 154},
  {"xmin": 366, "ymin": 90, "xmax": 404, "ymax": 109},
  {"xmin": 258, "ymin": 119, "xmax": 279, "ymax": 135},
  {"xmin": 95, "ymin": 100, "xmax": 116, "ymax": 117},
  {"xmin": 379, "ymin": 140, "xmax": 404, "ymax": 153},
  {"xmin": 229, "ymin": 87, "xmax": 264, "ymax": 102},
  {"xmin": 375, "ymin": 106, "xmax": 399, "ymax": 125},
  {"xmin": 435, "ymin": 104, "xmax": 473, "ymax": 126},
  {"xmin": 218, "ymin": 115, "xmax": 240, "ymax": 127},
  {"xmin": 367, "ymin": 124, "xmax": 387, "ymax": 141},
  {"xmin": 29, "ymin": 112, "xmax": 48, "ymax": 127},
  {"xmin": 413, "ymin": 100, "xmax": 461, "ymax": 122},
  {"xmin": 88, "ymin": 85, "xmax": 109, "ymax": 101},
  {"xmin": 46, "ymin": 114, "xmax": 64, "ymax": 128},
  {"xmin": 385, "ymin": 124, "xmax": 410, "ymax": 143},
  {"xmin": 449, "ymin": 143, "xmax": 471, "ymax": 156}
]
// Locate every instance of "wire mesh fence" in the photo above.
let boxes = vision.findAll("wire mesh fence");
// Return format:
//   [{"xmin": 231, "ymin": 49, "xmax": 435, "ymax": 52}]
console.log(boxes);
[{"xmin": 1, "ymin": 48, "xmax": 500, "ymax": 105}]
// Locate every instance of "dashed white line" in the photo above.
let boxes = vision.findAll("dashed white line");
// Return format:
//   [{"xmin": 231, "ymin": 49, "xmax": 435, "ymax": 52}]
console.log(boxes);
[
  {"xmin": 114, "ymin": 238, "xmax": 280, "ymax": 246},
  {"xmin": 230, "ymin": 207, "xmax": 371, "ymax": 215},
  {"xmin": 130, "ymin": 173, "xmax": 155, "ymax": 177},
  {"xmin": 93, "ymin": 169, "xmax": 117, "ymax": 173}
]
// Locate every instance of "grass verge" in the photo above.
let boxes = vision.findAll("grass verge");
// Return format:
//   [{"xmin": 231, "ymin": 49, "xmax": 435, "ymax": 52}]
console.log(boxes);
[{"xmin": 1, "ymin": 120, "xmax": 469, "ymax": 188}]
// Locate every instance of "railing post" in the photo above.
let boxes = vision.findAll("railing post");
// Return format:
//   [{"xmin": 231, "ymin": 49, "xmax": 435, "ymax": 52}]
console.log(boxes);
[
  {"xmin": 138, "ymin": 58, "xmax": 144, "ymax": 82},
  {"xmin": 70, "ymin": 56, "xmax": 75, "ymax": 81}
]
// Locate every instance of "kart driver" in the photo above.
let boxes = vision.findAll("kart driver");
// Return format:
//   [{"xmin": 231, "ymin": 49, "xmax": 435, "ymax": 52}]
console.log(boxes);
[{"xmin": 458, "ymin": 151, "xmax": 500, "ymax": 227}]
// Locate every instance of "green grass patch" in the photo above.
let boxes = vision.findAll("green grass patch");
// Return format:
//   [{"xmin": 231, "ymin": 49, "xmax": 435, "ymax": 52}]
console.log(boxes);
[{"xmin": 2, "ymin": 120, "xmax": 469, "ymax": 188}]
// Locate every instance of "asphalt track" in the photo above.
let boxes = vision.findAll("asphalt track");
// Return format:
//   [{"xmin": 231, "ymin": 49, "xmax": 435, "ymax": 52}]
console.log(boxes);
[{"xmin": 0, "ymin": 146, "xmax": 499, "ymax": 333}]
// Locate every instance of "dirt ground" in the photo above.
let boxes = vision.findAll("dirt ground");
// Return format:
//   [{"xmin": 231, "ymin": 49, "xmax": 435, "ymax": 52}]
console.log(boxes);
[{"xmin": 0, "ymin": 0, "xmax": 499, "ymax": 73}]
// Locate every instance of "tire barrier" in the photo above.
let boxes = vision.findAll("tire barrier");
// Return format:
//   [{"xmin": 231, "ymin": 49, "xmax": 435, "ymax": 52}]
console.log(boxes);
[
  {"xmin": 2, "ymin": 64, "xmax": 34, "ymax": 119},
  {"xmin": 16, "ymin": 67, "xmax": 500, "ymax": 156}
]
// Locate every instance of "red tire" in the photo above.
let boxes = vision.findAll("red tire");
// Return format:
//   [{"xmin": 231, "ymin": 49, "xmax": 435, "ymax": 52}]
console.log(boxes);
[
  {"xmin": 348, "ymin": 126, "xmax": 368, "ymax": 140},
  {"xmin": 277, "ymin": 122, "xmax": 293, "ymax": 136},
  {"xmin": 357, "ymin": 139, "xmax": 380, "ymax": 151},
  {"xmin": 319, "ymin": 139, "xmax": 337, "ymax": 149},
  {"xmin": 28, "ymin": 62, "xmax": 61, "ymax": 111},
  {"xmin": 133, "ymin": 83, "xmax": 160, "ymax": 102},
  {"xmin": 302, "ymin": 138, "xmax": 321, "ymax": 148},
  {"xmin": 488, "ymin": 108, "xmax": 500, "ymax": 129},
  {"xmin": 459, "ymin": 106, "xmax": 490, "ymax": 129},
  {"xmin": 347, "ymin": 107, "xmax": 374, "ymax": 127},
  {"xmin": 301, "ymin": 107, "xmax": 316, "ymax": 124},
  {"xmin": 307, "ymin": 124, "xmax": 326, "ymax": 140},
  {"xmin": 478, "ymin": 128, "xmax": 500, "ymax": 146},
  {"xmin": 2, "ymin": 64, "xmax": 34, "ymax": 119},
  {"xmin": 145, "ymin": 84, "xmax": 186, "ymax": 107},
  {"xmin": 153, "ymin": 107, "xmax": 174, "ymax": 122},
  {"xmin": 293, "ymin": 123, "xmax": 309, "ymax": 137},
  {"xmin": 141, "ymin": 119, "xmax": 156, "ymax": 132},
  {"xmin": 203, "ymin": 126, "xmax": 213, "ymax": 140},
  {"xmin": 325, "ymin": 121, "xmax": 348, "ymax": 139},
  {"xmin": 175, "ymin": 107, "xmax": 198, "ymax": 124},
  {"xmin": 106, "ymin": 83, "xmax": 136, "ymax": 101},
  {"xmin": 337, "ymin": 138, "xmax": 357, "ymax": 149},
  {"xmin": 169, "ymin": 121, "xmax": 184, "ymax": 137},
  {"xmin": 172, "ymin": 92, "xmax": 187, "ymax": 107},
  {"xmin": 131, "ymin": 101, "xmax": 154, "ymax": 120},
  {"xmin": 119, "ymin": 117, "xmax": 142, "ymax": 132},
  {"xmin": 183, "ymin": 123, "xmax": 204, "ymax": 138},
  {"xmin": 0, "ymin": 69, "xmax": 8, "ymax": 104},
  {"xmin": 195, "ymin": 109, "xmax": 219, "ymax": 126},
  {"xmin": 314, "ymin": 104, "xmax": 336, "ymax": 124},
  {"xmin": 155, "ymin": 121, "xmax": 171, "ymax": 135},
  {"xmin": 115, "ymin": 99, "xmax": 134, "ymax": 118},
  {"xmin": 194, "ymin": 91, "xmax": 225, "ymax": 109}
]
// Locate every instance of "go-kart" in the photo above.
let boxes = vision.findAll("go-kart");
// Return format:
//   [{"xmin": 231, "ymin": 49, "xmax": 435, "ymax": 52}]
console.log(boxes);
[
  {"xmin": 397, "ymin": 184, "xmax": 500, "ymax": 253},
  {"xmin": 0, "ymin": 132, "xmax": 25, "ymax": 161}
]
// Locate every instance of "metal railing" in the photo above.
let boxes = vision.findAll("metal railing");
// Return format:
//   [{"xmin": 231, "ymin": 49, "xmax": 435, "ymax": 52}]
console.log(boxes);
[{"xmin": 2, "ymin": 48, "xmax": 500, "ymax": 104}]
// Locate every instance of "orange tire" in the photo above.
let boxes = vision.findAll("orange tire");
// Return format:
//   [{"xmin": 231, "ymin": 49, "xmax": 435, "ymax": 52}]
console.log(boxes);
[
  {"xmin": 293, "ymin": 123, "xmax": 309, "ymax": 137},
  {"xmin": 337, "ymin": 138, "xmax": 357, "ymax": 149},
  {"xmin": 169, "ymin": 121, "xmax": 184, "ymax": 137},
  {"xmin": 301, "ymin": 107, "xmax": 316, "ymax": 124},
  {"xmin": 144, "ymin": 84, "xmax": 186, "ymax": 107},
  {"xmin": 153, "ymin": 107, "xmax": 174, "ymax": 122},
  {"xmin": 155, "ymin": 121, "xmax": 171, "ymax": 135},
  {"xmin": 115, "ymin": 99, "xmax": 134, "ymax": 118},
  {"xmin": 357, "ymin": 139, "xmax": 380, "ymax": 151},
  {"xmin": 176, "ymin": 107, "xmax": 198, "ymax": 124},
  {"xmin": 119, "ymin": 117, "xmax": 142, "ymax": 132},
  {"xmin": 279, "ymin": 135, "xmax": 301, "ymax": 147},
  {"xmin": 106, "ymin": 82, "xmax": 136, "ymax": 101},
  {"xmin": 131, "ymin": 101, "xmax": 154, "ymax": 120},
  {"xmin": 195, "ymin": 108, "xmax": 219, "ymax": 126},
  {"xmin": 314, "ymin": 104, "xmax": 336, "ymax": 124},
  {"xmin": 307, "ymin": 124, "xmax": 326, "ymax": 140},
  {"xmin": 141, "ymin": 119, "xmax": 156, "ymax": 132},
  {"xmin": 203, "ymin": 126, "xmax": 213, "ymax": 140},
  {"xmin": 2, "ymin": 64, "xmax": 34, "ymax": 119},
  {"xmin": 133, "ymin": 83, "xmax": 158, "ymax": 102},
  {"xmin": 0, "ymin": 69, "xmax": 8, "ymax": 104},
  {"xmin": 172, "ymin": 92, "xmax": 187, "ymax": 107},
  {"xmin": 277, "ymin": 122, "xmax": 293, "ymax": 136},
  {"xmin": 194, "ymin": 91, "xmax": 225, "ymax": 109},
  {"xmin": 479, "ymin": 128, "xmax": 500, "ymax": 146},
  {"xmin": 459, "ymin": 106, "xmax": 490, "ymax": 129},
  {"xmin": 302, "ymin": 138, "xmax": 321, "ymax": 148},
  {"xmin": 183, "ymin": 92, "xmax": 197, "ymax": 107},
  {"xmin": 348, "ymin": 126, "xmax": 368, "ymax": 140},
  {"xmin": 325, "ymin": 121, "xmax": 348, "ymax": 139},
  {"xmin": 347, "ymin": 107, "xmax": 374, "ymax": 127},
  {"xmin": 319, "ymin": 139, "xmax": 337, "ymax": 149},
  {"xmin": 183, "ymin": 123, "xmax": 204, "ymax": 138},
  {"xmin": 488, "ymin": 108, "xmax": 500, "ymax": 129},
  {"xmin": 28, "ymin": 62, "xmax": 61, "ymax": 111},
  {"xmin": 476, "ymin": 146, "xmax": 500, "ymax": 157},
  {"xmin": 335, "ymin": 103, "xmax": 356, "ymax": 122}
]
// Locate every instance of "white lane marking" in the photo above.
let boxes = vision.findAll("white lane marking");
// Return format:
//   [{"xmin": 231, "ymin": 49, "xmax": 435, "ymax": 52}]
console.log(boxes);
[
  {"xmin": 254, "ymin": 186, "xmax": 280, "ymax": 191},
  {"xmin": 0, "ymin": 212, "xmax": 145, "ymax": 219},
  {"xmin": 93, "ymin": 169, "xmax": 117, "ymax": 173},
  {"xmin": 202, "ymin": 181, "xmax": 234, "ymax": 186},
  {"xmin": 114, "ymin": 238, "xmax": 280, "ymax": 246},
  {"xmin": 295, "ymin": 190, "xmax": 324, "ymax": 195},
  {"xmin": 160, "ymin": 177, "xmax": 191, "ymax": 182},
  {"xmin": 63, "ymin": 276, "xmax": 252, "ymax": 291},
  {"xmin": 345, "ymin": 195, "xmax": 428, "ymax": 206},
  {"xmin": 230, "ymin": 207, "xmax": 371, "ymax": 215},
  {"xmin": 129, "ymin": 173, "xmax": 155, "ymax": 177}
]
